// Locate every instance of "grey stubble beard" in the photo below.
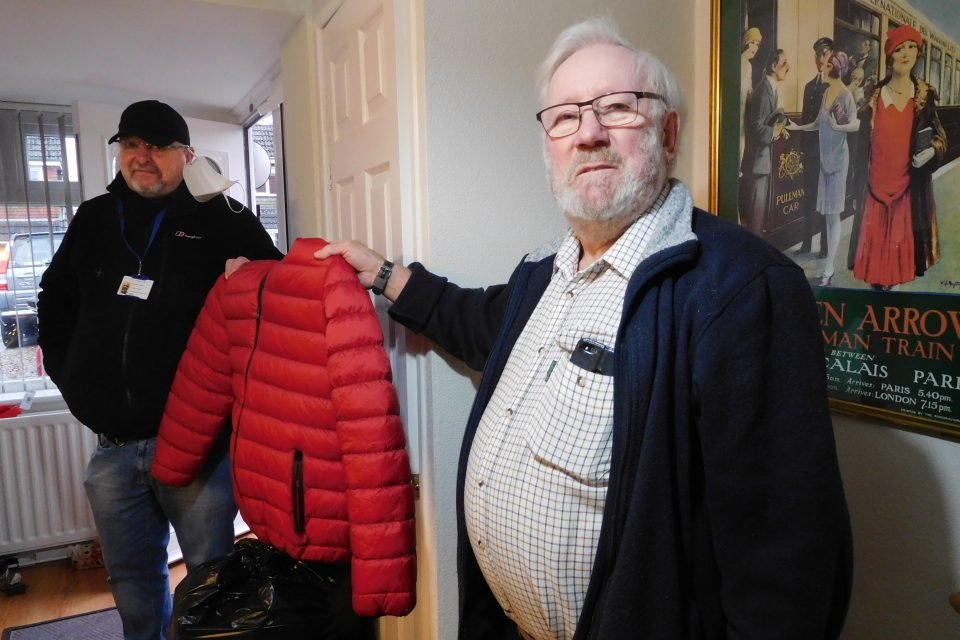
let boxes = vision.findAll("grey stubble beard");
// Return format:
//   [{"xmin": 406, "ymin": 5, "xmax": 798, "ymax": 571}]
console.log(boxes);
[{"xmin": 548, "ymin": 128, "xmax": 666, "ymax": 228}]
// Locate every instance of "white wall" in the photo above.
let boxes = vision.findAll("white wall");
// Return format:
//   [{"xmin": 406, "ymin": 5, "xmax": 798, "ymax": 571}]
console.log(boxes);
[
  {"xmin": 834, "ymin": 416, "xmax": 960, "ymax": 639},
  {"xmin": 279, "ymin": 18, "xmax": 325, "ymax": 243},
  {"xmin": 73, "ymin": 100, "xmax": 246, "ymax": 202}
]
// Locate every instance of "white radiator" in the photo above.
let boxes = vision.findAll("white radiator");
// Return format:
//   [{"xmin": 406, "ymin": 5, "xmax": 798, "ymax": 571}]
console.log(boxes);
[{"xmin": 0, "ymin": 410, "xmax": 97, "ymax": 559}]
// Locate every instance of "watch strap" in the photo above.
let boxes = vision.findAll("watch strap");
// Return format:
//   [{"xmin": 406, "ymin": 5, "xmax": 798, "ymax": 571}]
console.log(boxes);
[{"xmin": 371, "ymin": 260, "xmax": 394, "ymax": 296}]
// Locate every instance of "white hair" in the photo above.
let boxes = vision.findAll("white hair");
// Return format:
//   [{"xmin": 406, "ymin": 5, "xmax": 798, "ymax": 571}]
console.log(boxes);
[
  {"xmin": 536, "ymin": 16, "xmax": 683, "ymax": 121},
  {"xmin": 538, "ymin": 16, "xmax": 682, "ymax": 178}
]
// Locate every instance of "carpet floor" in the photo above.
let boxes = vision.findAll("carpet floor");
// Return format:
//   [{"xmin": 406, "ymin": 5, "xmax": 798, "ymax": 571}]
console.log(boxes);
[{"xmin": 1, "ymin": 608, "xmax": 120, "ymax": 640}]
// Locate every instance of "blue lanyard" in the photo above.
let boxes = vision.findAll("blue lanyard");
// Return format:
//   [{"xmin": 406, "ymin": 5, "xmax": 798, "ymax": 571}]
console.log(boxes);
[{"xmin": 117, "ymin": 201, "xmax": 167, "ymax": 276}]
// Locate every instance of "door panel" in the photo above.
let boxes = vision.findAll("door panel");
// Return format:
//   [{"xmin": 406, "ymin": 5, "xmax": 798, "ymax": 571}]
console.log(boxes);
[
  {"xmin": 324, "ymin": 0, "xmax": 401, "ymax": 257},
  {"xmin": 322, "ymin": 1, "xmax": 424, "ymax": 637}
]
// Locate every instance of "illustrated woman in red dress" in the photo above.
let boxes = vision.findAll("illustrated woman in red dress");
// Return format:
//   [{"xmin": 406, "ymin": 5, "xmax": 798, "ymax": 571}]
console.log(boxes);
[{"xmin": 848, "ymin": 25, "xmax": 947, "ymax": 290}]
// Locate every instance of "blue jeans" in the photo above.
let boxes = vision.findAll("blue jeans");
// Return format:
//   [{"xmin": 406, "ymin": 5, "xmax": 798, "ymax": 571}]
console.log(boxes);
[{"xmin": 84, "ymin": 433, "xmax": 237, "ymax": 640}]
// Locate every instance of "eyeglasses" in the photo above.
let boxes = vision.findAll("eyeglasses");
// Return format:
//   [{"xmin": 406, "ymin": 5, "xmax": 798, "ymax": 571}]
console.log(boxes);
[
  {"xmin": 536, "ymin": 91, "xmax": 665, "ymax": 139},
  {"xmin": 117, "ymin": 138, "xmax": 191, "ymax": 154}
]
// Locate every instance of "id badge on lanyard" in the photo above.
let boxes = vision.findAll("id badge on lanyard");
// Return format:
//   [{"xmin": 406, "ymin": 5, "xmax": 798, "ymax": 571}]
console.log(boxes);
[
  {"xmin": 117, "ymin": 274, "xmax": 154, "ymax": 300},
  {"xmin": 117, "ymin": 201, "xmax": 166, "ymax": 301}
]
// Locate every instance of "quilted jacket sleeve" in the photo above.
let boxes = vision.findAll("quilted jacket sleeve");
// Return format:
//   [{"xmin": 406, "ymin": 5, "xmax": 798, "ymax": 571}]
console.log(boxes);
[
  {"xmin": 151, "ymin": 275, "xmax": 235, "ymax": 486},
  {"xmin": 323, "ymin": 257, "xmax": 417, "ymax": 617}
]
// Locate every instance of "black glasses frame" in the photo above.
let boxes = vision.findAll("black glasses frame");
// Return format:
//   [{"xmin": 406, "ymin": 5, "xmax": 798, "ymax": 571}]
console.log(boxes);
[
  {"xmin": 117, "ymin": 138, "xmax": 192, "ymax": 154},
  {"xmin": 535, "ymin": 90, "xmax": 666, "ymax": 138}
]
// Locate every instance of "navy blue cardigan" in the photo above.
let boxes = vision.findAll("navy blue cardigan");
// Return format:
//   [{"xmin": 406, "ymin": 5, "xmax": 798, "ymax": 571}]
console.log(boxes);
[{"xmin": 389, "ymin": 208, "xmax": 852, "ymax": 639}]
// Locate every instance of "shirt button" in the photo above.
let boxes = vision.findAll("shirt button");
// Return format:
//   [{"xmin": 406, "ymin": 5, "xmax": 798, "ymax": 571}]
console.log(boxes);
[
  {"xmin": 506, "ymin": 408, "xmax": 513, "ymax": 417},
  {"xmin": 577, "ymin": 376, "xmax": 586, "ymax": 387},
  {"xmin": 478, "ymin": 480, "xmax": 484, "ymax": 488}
]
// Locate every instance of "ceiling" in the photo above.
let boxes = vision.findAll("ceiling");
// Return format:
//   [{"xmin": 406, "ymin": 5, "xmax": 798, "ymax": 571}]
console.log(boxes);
[{"xmin": 0, "ymin": 0, "xmax": 303, "ymax": 123}]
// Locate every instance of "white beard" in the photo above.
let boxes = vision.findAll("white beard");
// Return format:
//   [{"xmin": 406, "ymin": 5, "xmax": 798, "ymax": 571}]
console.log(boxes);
[
  {"xmin": 549, "ymin": 128, "xmax": 667, "ymax": 225},
  {"xmin": 127, "ymin": 165, "xmax": 167, "ymax": 197},
  {"xmin": 129, "ymin": 180, "xmax": 165, "ymax": 196}
]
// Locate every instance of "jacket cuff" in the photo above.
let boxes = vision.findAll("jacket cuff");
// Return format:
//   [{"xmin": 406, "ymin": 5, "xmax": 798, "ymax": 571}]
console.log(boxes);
[{"xmin": 387, "ymin": 262, "xmax": 447, "ymax": 334}]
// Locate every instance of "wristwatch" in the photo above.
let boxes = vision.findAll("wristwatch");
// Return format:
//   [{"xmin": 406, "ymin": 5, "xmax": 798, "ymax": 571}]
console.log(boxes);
[{"xmin": 371, "ymin": 260, "xmax": 394, "ymax": 296}]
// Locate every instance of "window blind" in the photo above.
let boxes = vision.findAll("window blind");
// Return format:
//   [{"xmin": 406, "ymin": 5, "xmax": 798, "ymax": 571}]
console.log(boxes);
[{"xmin": 0, "ymin": 104, "xmax": 81, "ymax": 397}]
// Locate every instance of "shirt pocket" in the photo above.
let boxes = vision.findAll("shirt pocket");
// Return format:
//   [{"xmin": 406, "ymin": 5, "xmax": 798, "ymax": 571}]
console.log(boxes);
[{"xmin": 522, "ymin": 329, "xmax": 615, "ymax": 485}]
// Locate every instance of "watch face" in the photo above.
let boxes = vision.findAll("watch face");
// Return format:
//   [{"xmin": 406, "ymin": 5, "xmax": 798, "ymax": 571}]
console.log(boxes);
[{"xmin": 372, "ymin": 260, "xmax": 393, "ymax": 295}]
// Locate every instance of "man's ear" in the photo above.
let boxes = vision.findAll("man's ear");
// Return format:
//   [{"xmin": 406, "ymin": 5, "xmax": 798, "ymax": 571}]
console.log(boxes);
[
  {"xmin": 184, "ymin": 147, "xmax": 196, "ymax": 164},
  {"xmin": 661, "ymin": 110, "xmax": 680, "ymax": 163}
]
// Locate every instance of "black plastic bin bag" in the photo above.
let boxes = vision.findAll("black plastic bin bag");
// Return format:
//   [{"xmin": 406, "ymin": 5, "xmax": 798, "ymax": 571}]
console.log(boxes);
[{"xmin": 171, "ymin": 538, "xmax": 372, "ymax": 640}]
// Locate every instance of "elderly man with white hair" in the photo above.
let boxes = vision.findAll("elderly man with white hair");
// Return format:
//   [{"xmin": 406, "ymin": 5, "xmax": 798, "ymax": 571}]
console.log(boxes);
[{"xmin": 316, "ymin": 16, "xmax": 852, "ymax": 640}]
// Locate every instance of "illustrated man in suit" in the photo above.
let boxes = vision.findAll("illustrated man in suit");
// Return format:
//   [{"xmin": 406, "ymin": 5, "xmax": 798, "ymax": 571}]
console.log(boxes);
[
  {"xmin": 739, "ymin": 48, "xmax": 790, "ymax": 235},
  {"xmin": 853, "ymin": 38, "xmax": 877, "ymax": 84},
  {"xmin": 796, "ymin": 36, "xmax": 834, "ymax": 256}
]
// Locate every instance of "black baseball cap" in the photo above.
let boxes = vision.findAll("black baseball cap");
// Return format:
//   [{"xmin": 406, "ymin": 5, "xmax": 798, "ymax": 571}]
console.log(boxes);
[{"xmin": 108, "ymin": 100, "xmax": 190, "ymax": 147}]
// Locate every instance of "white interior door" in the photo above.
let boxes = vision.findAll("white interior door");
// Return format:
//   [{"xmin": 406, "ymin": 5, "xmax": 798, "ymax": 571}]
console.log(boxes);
[
  {"xmin": 322, "ymin": 0, "xmax": 419, "ymax": 458},
  {"xmin": 322, "ymin": 0, "xmax": 423, "ymax": 455},
  {"xmin": 323, "ymin": 0, "xmax": 400, "ymax": 257},
  {"xmin": 322, "ymin": 2, "xmax": 426, "ymax": 638}
]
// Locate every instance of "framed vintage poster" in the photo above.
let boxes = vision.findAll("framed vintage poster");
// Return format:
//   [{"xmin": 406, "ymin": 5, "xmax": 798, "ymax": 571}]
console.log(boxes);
[{"xmin": 711, "ymin": 0, "xmax": 960, "ymax": 439}]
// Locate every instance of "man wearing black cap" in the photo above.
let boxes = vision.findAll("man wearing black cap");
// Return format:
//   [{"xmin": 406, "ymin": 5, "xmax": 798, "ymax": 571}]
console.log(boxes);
[
  {"xmin": 795, "ymin": 36, "xmax": 834, "ymax": 257},
  {"xmin": 37, "ymin": 100, "xmax": 283, "ymax": 640}
]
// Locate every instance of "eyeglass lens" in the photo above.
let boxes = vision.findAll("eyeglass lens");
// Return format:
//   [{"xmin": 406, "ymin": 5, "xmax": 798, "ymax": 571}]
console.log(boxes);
[
  {"xmin": 118, "ymin": 139, "xmax": 184, "ymax": 153},
  {"xmin": 539, "ymin": 92, "xmax": 643, "ymax": 138}
]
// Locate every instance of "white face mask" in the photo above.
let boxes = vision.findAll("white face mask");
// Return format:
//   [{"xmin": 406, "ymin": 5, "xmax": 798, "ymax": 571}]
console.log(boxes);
[{"xmin": 183, "ymin": 155, "xmax": 238, "ymax": 202}]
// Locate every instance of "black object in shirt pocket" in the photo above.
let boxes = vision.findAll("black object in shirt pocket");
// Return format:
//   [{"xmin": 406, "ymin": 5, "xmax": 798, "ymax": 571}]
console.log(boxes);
[
  {"xmin": 523, "ymin": 332, "xmax": 614, "ymax": 485},
  {"xmin": 570, "ymin": 338, "xmax": 614, "ymax": 376}
]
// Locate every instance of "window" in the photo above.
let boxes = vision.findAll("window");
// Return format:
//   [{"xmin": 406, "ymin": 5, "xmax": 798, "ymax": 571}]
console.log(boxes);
[
  {"xmin": 833, "ymin": 0, "xmax": 880, "ymax": 87},
  {"xmin": 929, "ymin": 45, "xmax": 942, "ymax": 92},
  {"xmin": 0, "ymin": 106, "xmax": 80, "ymax": 395},
  {"xmin": 955, "ymin": 66, "xmax": 960, "ymax": 104},
  {"xmin": 944, "ymin": 55, "xmax": 954, "ymax": 106},
  {"xmin": 916, "ymin": 40, "xmax": 927, "ymax": 82},
  {"xmin": 245, "ymin": 108, "xmax": 286, "ymax": 250}
]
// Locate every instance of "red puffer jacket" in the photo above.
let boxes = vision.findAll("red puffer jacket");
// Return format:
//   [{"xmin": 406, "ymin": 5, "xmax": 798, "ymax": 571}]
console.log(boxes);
[{"xmin": 151, "ymin": 238, "xmax": 416, "ymax": 617}]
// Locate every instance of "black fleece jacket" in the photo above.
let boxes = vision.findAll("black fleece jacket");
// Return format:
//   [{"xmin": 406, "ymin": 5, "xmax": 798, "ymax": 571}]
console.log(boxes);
[
  {"xmin": 388, "ymin": 203, "xmax": 851, "ymax": 639},
  {"xmin": 38, "ymin": 175, "xmax": 282, "ymax": 437}
]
